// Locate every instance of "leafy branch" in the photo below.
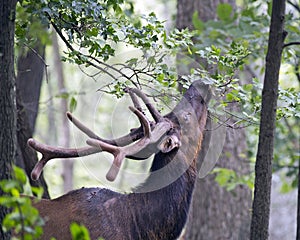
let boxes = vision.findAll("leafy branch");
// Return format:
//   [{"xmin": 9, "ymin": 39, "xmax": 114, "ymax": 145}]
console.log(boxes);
[
  {"xmin": 0, "ymin": 166, "xmax": 44, "ymax": 239},
  {"xmin": 18, "ymin": 0, "xmax": 196, "ymax": 99}
]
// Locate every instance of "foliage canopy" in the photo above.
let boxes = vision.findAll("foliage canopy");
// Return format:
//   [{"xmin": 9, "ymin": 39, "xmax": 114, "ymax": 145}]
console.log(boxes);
[{"xmin": 15, "ymin": 0, "xmax": 300, "ymax": 192}]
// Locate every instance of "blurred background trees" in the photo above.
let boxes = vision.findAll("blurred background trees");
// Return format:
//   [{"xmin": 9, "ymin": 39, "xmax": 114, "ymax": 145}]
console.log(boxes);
[
  {"xmin": 0, "ymin": 0, "xmax": 299, "ymax": 239},
  {"xmin": 176, "ymin": 0, "xmax": 252, "ymax": 239}
]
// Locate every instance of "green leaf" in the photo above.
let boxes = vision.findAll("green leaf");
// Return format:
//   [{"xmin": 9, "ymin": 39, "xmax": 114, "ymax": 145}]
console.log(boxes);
[
  {"xmin": 2, "ymin": 213, "xmax": 16, "ymax": 231},
  {"xmin": 56, "ymin": 92, "xmax": 69, "ymax": 99},
  {"xmin": 213, "ymin": 168, "xmax": 236, "ymax": 186},
  {"xmin": 0, "ymin": 196, "xmax": 15, "ymax": 206},
  {"xmin": 242, "ymin": 84, "xmax": 253, "ymax": 92},
  {"xmin": 157, "ymin": 73, "xmax": 165, "ymax": 82},
  {"xmin": 31, "ymin": 186, "xmax": 44, "ymax": 199},
  {"xmin": 216, "ymin": 3, "xmax": 232, "ymax": 22},
  {"xmin": 147, "ymin": 56, "xmax": 156, "ymax": 65},
  {"xmin": 126, "ymin": 58, "xmax": 138, "ymax": 67},
  {"xmin": 0, "ymin": 179, "xmax": 22, "ymax": 194},
  {"xmin": 187, "ymin": 45, "xmax": 192, "ymax": 55},
  {"xmin": 13, "ymin": 165, "xmax": 27, "ymax": 185},
  {"xmin": 70, "ymin": 223, "xmax": 91, "ymax": 240},
  {"xmin": 267, "ymin": 1, "xmax": 272, "ymax": 16},
  {"xmin": 192, "ymin": 11, "xmax": 204, "ymax": 31},
  {"xmin": 226, "ymin": 92, "xmax": 238, "ymax": 101},
  {"xmin": 280, "ymin": 181, "xmax": 293, "ymax": 193},
  {"xmin": 69, "ymin": 97, "xmax": 77, "ymax": 112}
]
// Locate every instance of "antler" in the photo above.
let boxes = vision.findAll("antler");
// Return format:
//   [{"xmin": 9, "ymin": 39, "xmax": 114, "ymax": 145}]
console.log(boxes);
[
  {"xmin": 28, "ymin": 88, "xmax": 179, "ymax": 182},
  {"xmin": 28, "ymin": 109, "xmax": 146, "ymax": 181},
  {"xmin": 28, "ymin": 139, "xmax": 99, "ymax": 181},
  {"xmin": 87, "ymin": 106, "xmax": 174, "ymax": 181}
]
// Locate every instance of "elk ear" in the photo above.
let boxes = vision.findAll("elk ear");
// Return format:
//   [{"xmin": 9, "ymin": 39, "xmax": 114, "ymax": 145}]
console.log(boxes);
[{"xmin": 158, "ymin": 135, "xmax": 181, "ymax": 153}]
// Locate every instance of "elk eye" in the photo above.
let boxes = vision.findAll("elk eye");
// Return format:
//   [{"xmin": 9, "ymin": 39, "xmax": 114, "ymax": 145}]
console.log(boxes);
[
  {"xmin": 158, "ymin": 135, "xmax": 181, "ymax": 153},
  {"xmin": 183, "ymin": 112, "xmax": 191, "ymax": 122}
]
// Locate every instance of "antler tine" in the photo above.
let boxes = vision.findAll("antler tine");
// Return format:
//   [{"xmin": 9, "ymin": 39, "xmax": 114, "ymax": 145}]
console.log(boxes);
[
  {"xmin": 86, "ymin": 138, "xmax": 124, "ymax": 181},
  {"xmin": 28, "ymin": 138, "xmax": 99, "ymax": 180},
  {"xmin": 127, "ymin": 90, "xmax": 146, "ymax": 127},
  {"xmin": 67, "ymin": 111, "xmax": 144, "ymax": 146},
  {"xmin": 66, "ymin": 112, "xmax": 101, "ymax": 140},
  {"xmin": 126, "ymin": 88, "xmax": 163, "ymax": 123},
  {"xmin": 86, "ymin": 106, "xmax": 152, "ymax": 181},
  {"xmin": 128, "ymin": 106, "xmax": 150, "ymax": 138},
  {"xmin": 127, "ymin": 90, "xmax": 143, "ymax": 113},
  {"xmin": 87, "ymin": 106, "xmax": 173, "ymax": 181}
]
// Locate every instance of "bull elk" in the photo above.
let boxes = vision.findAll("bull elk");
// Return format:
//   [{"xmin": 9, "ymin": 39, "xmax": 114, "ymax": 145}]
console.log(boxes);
[{"xmin": 27, "ymin": 81, "xmax": 208, "ymax": 240}]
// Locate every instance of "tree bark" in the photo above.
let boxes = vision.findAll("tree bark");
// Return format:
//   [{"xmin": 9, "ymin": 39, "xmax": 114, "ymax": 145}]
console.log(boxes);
[
  {"xmin": 16, "ymin": 96, "xmax": 50, "ymax": 199},
  {"xmin": 16, "ymin": 42, "xmax": 50, "ymax": 199},
  {"xmin": 250, "ymin": 1, "xmax": 286, "ymax": 239},
  {"xmin": 186, "ymin": 127, "xmax": 252, "ymax": 240},
  {"xmin": 176, "ymin": 0, "xmax": 252, "ymax": 239},
  {"xmin": 0, "ymin": 0, "xmax": 18, "ymax": 239},
  {"xmin": 16, "ymin": 44, "xmax": 45, "ymax": 132},
  {"xmin": 176, "ymin": 0, "xmax": 235, "ymax": 28}
]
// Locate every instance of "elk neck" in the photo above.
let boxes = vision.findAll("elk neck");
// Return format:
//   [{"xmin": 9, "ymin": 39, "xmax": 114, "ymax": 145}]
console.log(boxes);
[
  {"xmin": 125, "ymin": 143, "xmax": 199, "ymax": 239},
  {"xmin": 67, "ymin": 148, "xmax": 199, "ymax": 240}
]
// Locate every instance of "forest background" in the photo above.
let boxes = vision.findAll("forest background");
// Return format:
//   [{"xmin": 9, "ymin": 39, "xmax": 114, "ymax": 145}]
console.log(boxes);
[{"xmin": 0, "ymin": 0, "xmax": 299, "ymax": 239}]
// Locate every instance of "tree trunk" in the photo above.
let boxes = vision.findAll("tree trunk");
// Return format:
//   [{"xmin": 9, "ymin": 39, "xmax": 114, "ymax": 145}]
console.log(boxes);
[
  {"xmin": 176, "ymin": 0, "xmax": 235, "ymax": 28},
  {"xmin": 16, "ymin": 96, "xmax": 50, "ymax": 199},
  {"xmin": 16, "ymin": 42, "xmax": 50, "ymax": 199},
  {"xmin": 0, "ymin": 0, "xmax": 17, "ymax": 239},
  {"xmin": 185, "ymin": 125, "xmax": 252, "ymax": 240},
  {"xmin": 250, "ymin": 1, "xmax": 286, "ymax": 239},
  {"xmin": 16, "ymin": 44, "xmax": 45, "ymax": 132},
  {"xmin": 52, "ymin": 31, "xmax": 74, "ymax": 193},
  {"xmin": 176, "ymin": 0, "xmax": 252, "ymax": 239}
]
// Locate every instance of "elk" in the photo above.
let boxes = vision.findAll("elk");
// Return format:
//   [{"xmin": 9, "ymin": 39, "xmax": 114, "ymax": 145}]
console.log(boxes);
[{"xmin": 27, "ymin": 81, "xmax": 208, "ymax": 240}]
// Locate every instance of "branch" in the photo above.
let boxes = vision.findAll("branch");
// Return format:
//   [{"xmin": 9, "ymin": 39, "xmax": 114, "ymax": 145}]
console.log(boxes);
[
  {"xmin": 295, "ymin": 60, "xmax": 300, "ymax": 83},
  {"xmin": 283, "ymin": 41, "xmax": 300, "ymax": 49},
  {"xmin": 287, "ymin": 0, "xmax": 300, "ymax": 13},
  {"xmin": 24, "ymin": 43, "xmax": 50, "ymax": 83},
  {"xmin": 87, "ymin": 55, "xmax": 138, "ymax": 87},
  {"xmin": 49, "ymin": 15, "xmax": 140, "ymax": 87},
  {"xmin": 50, "ymin": 21, "xmax": 118, "ymax": 81}
]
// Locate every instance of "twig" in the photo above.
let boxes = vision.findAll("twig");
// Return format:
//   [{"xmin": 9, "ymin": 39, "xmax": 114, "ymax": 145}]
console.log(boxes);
[
  {"xmin": 287, "ymin": 0, "xmax": 300, "ymax": 13},
  {"xmin": 283, "ymin": 41, "xmax": 300, "ymax": 49},
  {"xmin": 294, "ymin": 59, "xmax": 300, "ymax": 83},
  {"xmin": 23, "ymin": 43, "xmax": 50, "ymax": 83},
  {"xmin": 224, "ymin": 110, "xmax": 259, "ymax": 125}
]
